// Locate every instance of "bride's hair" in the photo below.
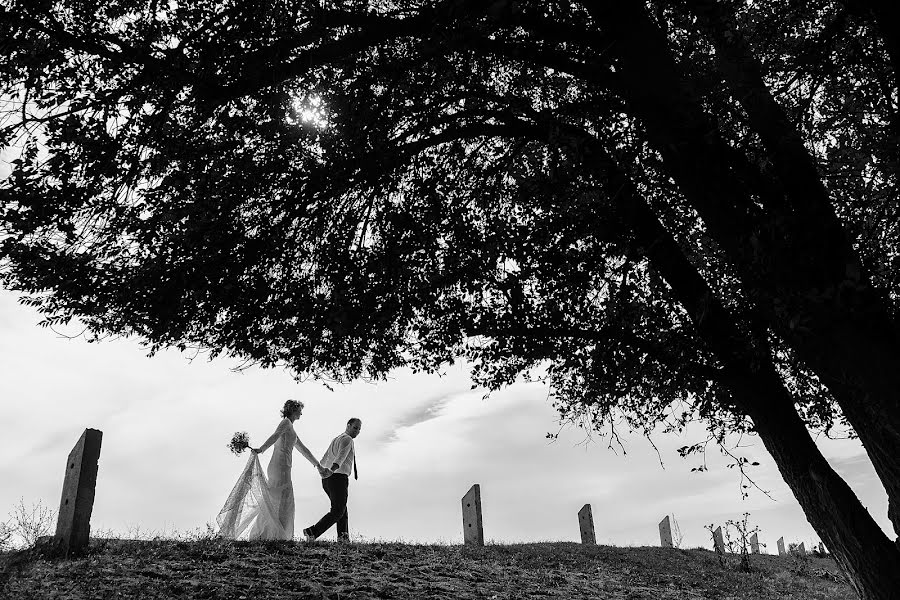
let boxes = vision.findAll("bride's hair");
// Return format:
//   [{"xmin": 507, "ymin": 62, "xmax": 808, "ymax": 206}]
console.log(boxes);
[{"xmin": 281, "ymin": 399, "xmax": 304, "ymax": 418}]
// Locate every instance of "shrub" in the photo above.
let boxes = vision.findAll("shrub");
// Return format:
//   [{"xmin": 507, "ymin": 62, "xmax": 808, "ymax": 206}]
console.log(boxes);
[
  {"xmin": 0, "ymin": 521, "xmax": 13, "ymax": 552},
  {"xmin": 5, "ymin": 498, "xmax": 56, "ymax": 549}
]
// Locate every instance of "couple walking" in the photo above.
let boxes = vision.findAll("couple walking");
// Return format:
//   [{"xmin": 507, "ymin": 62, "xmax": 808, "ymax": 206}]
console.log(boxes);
[{"xmin": 217, "ymin": 399, "xmax": 361, "ymax": 542}]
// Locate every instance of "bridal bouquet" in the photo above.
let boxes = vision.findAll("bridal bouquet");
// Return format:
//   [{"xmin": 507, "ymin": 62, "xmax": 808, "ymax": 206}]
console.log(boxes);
[{"xmin": 227, "ymin": 431, "xmax": 250, "ymax": 455}]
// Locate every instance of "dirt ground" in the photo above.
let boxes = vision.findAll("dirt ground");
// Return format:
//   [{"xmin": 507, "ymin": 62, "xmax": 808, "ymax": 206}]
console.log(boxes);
[{"xmin": 0, "ymin": 538, "xmax": 854, "ymax": 599}]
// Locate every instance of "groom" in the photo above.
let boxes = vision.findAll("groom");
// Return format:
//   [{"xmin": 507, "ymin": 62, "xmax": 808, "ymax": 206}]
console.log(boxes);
[{"xmin": 303, "ymin": 418, "xmax": 362, "ymax": 542}]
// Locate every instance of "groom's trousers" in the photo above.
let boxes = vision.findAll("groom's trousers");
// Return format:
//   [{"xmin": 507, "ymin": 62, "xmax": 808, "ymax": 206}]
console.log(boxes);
[{"xmin": 309, "ymin": 473, "xmax": 349, "ymax": 538}]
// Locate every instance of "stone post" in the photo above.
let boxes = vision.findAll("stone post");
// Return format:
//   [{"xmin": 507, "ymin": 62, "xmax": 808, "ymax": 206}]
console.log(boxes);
[
  {"xmin": 798, "ymin": 542, "xmax": 806, "ymax": 555},
  {"xmin": 658, "ymin": 515, "xmax": 673, "ymax": 548},
  {"xmin": 55, "ymin": 428, "xmax": 102, "ymax": 557},
  {"xmin": 818, "ymin": 542, "xmax": 826, "ymax": 554},
  {"xmin": 713, "ymin": 526, "xmax": 725, "ymax": 554},
  {"xmin": 461, "ymin": 484, "xmax": 484, "ymax": 546},
  {"xmin": 577, "ymin": 504, "xmax": 596, "ymax": 545},
  {"xmin": 777, "ymin": 536, "xmax": 786, "ymax": 556},
  {"xmin": 749, "ymin": 532, "xmax": 760, "ymax": 554}
]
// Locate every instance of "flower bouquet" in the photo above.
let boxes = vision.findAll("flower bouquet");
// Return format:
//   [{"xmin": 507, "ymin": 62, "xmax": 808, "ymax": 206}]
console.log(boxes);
[{"xmin": 227, "ymin": 431, "xmax": 250, "ymax": 455}]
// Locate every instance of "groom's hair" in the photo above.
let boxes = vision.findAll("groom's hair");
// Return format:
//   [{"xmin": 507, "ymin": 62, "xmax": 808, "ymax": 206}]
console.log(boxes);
[{"xmin": 347, "ymin": 418, "xmax": 361, "ymax": 426}]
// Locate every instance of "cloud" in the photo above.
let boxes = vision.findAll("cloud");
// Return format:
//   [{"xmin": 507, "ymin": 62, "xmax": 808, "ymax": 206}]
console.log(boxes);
[
  {"xmin": 827, "ymin": 452, "xmax": 878, "ymax": 485},
  {"xmin": 371, "ymin": 390, "xmax": 458, "ymax": 446}
]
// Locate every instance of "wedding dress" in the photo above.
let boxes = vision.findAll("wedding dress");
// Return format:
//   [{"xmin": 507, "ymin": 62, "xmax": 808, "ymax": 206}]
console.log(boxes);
[{"xmin": 217, "ymin": 418, "xmax": 298, "ymax": 540}]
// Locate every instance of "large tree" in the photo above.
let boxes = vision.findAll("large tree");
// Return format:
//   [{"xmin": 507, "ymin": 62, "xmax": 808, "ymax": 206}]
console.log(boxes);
[{"xmin": 2, "ymin": 1, "xmax": 899, "ymax": 597}]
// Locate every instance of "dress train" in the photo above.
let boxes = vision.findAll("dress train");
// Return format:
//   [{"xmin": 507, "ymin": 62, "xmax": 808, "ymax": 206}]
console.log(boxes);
[{"xmin": 217, "ymin": 453, "xmax": 289, "ymax": 540}]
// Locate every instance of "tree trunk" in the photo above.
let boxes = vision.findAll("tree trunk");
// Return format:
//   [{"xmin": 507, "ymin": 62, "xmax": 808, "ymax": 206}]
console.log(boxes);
[
  {"xmin": 688, "ymin": 0, "xmax": 900, "ymax": 542},
  {"xmin": 735, "ymin": 371, "xmax": 900, "ymax": 600},
  {"xmin": 504, "ymin": 54, "xmax": 900, "ymax": 593},
  {"xmin": 624, "ymin": 182, "xmax": 900, "ymax": 599},
  {"xmin": 581, "ymin": 130, "xmax": 900, "ymax": 599},
  {"xmin": 625, "ymin": 177, "xmax": 900, "ymax": 599},
  {"xmin": 787, "ymin": 319, "xmax": 900, "ymax": 540},
  {"xmin": 586, "ymin": 0, "xmax": 900, "ymax": 541}
]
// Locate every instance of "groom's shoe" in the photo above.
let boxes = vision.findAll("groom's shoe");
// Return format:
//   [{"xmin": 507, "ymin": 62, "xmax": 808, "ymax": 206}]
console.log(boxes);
[
  {"xmin": 302, "ymin": 528, "xmax": 318, "ymax": 542},
  {"xmin": 337, "ymin": 533, "xmax": 351, "ymax": 544}
]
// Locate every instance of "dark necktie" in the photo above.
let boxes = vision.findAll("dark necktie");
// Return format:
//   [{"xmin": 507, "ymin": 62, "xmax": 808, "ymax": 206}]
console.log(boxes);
[{"xmin": 353, "ymin": 453, "xmax": 358, "ymax": 480}]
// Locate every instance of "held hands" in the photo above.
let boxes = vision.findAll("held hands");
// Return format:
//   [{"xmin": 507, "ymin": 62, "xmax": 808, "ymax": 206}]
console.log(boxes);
[
  {"xmin": 316, "ymin": 464, "xmax": 333, "ymax": 478},
  {"xmin": 251, "ymin": 447, "xmax": 261, "ymax": 455}
]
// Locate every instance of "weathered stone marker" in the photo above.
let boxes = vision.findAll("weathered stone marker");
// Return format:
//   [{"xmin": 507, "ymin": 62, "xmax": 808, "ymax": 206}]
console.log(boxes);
[
  {"xmin": 55, "ymin": 428, "xmax": 102, "ymax": 557},
  {"xmin": 577, "ymin": 504, "xmax": 596, "ymax": 545},
  {"xmin": 797, "ymin": 542, "xmax": 806, "ymax": 555},
  {"xmin": 777, "ymin": 536, "xmax": 786, "ymax": 556},
  {"xmin": 749, "ymin": 532, "xmax": 760, "ymax": 554},
  {"xmin": 659, "ymin": 515, "xmax": 673, "ymax": 548},
  {"xmin": 461, "ymin": 484, "xmax": 484, "ymax": 546},
  {"xmin": 713, "ymin": 526, "xmax": 725, "ymax": 554}
]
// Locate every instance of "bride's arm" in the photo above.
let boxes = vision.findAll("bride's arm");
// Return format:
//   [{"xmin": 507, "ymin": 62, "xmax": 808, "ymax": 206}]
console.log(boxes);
[
  {"xmin": 294, "ymin": 437, "xmax": 324, "ymax": 469},
  {"xmin": 252, "ymin": 419, "xmax": 289, "ymax": 454}
]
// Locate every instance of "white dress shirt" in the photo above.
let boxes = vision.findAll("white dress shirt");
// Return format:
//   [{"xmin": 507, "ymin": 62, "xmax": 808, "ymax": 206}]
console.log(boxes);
[{"xmin": 320, "ymin": 432, "xmax": 355, "ymax": 477}]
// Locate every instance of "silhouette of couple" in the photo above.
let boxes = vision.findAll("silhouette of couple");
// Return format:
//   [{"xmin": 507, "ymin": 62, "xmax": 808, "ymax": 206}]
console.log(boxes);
[{"xmin": 217, "ymin": 400, "xmax": 361, "ymax": 542}]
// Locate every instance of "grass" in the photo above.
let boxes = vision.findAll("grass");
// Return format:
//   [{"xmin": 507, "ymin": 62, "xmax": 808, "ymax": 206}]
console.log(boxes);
[{"xmin": 0, "ymin": 536, "xmax": 854, "ymax": 599}]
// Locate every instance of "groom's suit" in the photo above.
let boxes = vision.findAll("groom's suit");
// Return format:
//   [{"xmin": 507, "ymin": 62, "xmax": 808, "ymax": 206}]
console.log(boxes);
[{"xmin": 306, "ymin": 428, "xmax": 358, "ymax": 540}]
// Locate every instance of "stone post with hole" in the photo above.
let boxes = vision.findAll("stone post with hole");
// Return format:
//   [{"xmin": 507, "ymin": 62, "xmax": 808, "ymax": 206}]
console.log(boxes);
[
  {"xmin": 577, "ymin": 504, "xmax": 596, "ymax": 545},
  {"xmin": 461, "ymin": 484, "xmax": 484, "ymax": 546},
  {"xmin": 777, "ymin": 536, "xmax": 786, "ymax": 556},
  {"xmin": 658, "ymin": 515, "xmax": 673, "ymax": 548},
  {"xmin": 55, "ymin": 428, "xmax": 102, "ymax": 557}
]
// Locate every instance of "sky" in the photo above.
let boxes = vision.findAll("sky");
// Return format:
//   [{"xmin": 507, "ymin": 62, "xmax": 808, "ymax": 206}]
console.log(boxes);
[{"xmin": 0, "ymin": 288, "xmax": 893, "ymax": 551}]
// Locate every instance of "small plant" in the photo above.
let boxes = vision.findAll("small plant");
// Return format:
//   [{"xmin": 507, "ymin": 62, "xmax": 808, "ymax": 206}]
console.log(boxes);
[
  {"xmin": 122, "ymin": 523, "xmax": 159, "ymax": 541},
  {"xmin": 813, "ymin": 567, "xmax": 843, "ymax": 583},
  {"xmin": 706, "ymin": 513, "xmax": 762, "ymax": 572},
  {"xmin": 671, "ymin": 514, "xmax": 684, "ymax": 549},
  {"xmin": 788, "ymin": 543, "xmax": 811, "ymax": 576},
  {"xmin": 704, "ymin": 524, "xmax": 727, "ymax": 567},
  {"xmin": 7, "ymin": 498, "xmax": 56, "ymax": 549},
  {"xmin": 723, "ymin": 512, "xmax": 759, "ymax": 573},
  {"xmin": 0, "ymin": 521, "xmax": 13, "ymax": 552},
  {"xmin": 174, "ymin": 523, "xmax": 220, "ymax": 543}
]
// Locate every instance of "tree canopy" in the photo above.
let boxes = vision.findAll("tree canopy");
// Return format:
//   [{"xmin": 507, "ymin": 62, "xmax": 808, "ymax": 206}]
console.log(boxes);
[{"xmin": 2, "ymin": 1, "xmax": 900, "ymax": 597}]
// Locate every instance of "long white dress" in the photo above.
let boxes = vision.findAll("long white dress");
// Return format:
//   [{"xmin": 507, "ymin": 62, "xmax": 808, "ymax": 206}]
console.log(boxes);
[{"xmin": 217, "ymin": 418, "xmax": 301, "ymax": 540}]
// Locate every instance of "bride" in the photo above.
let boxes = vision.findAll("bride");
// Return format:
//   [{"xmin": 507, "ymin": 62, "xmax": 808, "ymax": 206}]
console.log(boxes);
[{"xmin": 217, "ymin": 399, "xmax": 328, "ymax": 540}]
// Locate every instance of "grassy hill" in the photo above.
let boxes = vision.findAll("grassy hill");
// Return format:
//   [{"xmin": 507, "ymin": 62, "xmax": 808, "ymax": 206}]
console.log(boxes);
[{"xmin": 1, "ymin": 537, "xmax": 854, "ymax": 599}]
